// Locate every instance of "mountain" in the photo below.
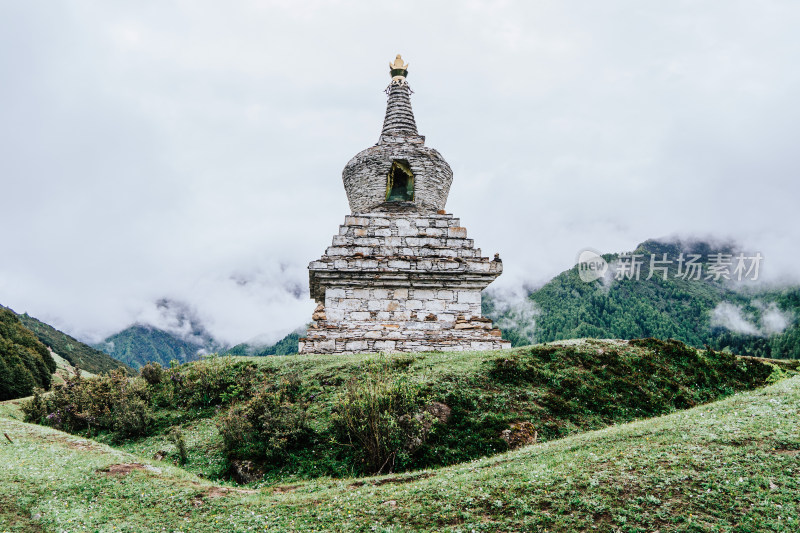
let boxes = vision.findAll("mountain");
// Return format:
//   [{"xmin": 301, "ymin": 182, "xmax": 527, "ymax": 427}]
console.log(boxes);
[
  {"xmin": 1, "ymin": 306, "xmax": 130, "ymax": 375},
  {"xmin": 221, "ymin": 331, "xmax": 301, "ymax": 357},
  {"xmin": 96, "ymin": 325, "xmax": 303, "ymax": 369},
  {"xmin": 95, "ymin": 324, "xmax": 209, "ymax": 369},
  {"xmin": 0, "ymin": 308, "xmax": 56, "ymax": 400},
  {"xmin": 93, "ymin": 298, "xmax": 231, "ymax": 368},
  {"xmin": 484, "ymin": 238, "xmax": 800, "ymax": 358}
]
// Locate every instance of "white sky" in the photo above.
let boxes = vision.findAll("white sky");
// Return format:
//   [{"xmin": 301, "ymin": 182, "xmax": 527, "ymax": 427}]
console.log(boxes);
[{"xmin": 2, "ymin": 1, "xmax": 799, "ymax": 345}]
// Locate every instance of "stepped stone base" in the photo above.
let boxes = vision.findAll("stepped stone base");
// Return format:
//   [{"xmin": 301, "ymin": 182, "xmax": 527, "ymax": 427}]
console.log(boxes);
[{"xmin": 299, "ymin": 210, "xmax": 511, "ymax": 354}]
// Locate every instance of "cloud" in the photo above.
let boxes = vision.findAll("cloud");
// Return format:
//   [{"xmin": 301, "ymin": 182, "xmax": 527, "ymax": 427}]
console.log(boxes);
[
  {"xmin": 710, "ymin": 301, "xmax": 793, "ymax": 337},
  {"xmin": 1, "ymin": 2, "xmax": 799, "ymax": 344},
  {"xmin": 486, "ymin": 285, "xmax": 540, "ymax": 344},
  {"xmin": 710, "ymin": 303, "xmax": 761, "ymax": 336},
  {"xmin": 757, "ymin": 302, "xmax": 792, "ymax": 336}
]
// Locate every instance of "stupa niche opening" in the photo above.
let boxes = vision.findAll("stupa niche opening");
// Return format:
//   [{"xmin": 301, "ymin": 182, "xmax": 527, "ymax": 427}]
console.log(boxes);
[
  {"xmin": 298, "ymin": 55, "xmax": 510, "ymax": 354},
  {"xmin": 386, "ymin": 160, "xmax": 414, "ymax": 202}
]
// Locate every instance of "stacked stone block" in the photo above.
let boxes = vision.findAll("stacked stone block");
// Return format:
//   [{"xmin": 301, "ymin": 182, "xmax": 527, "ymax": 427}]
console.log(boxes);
[{"xmin": 299, "ymin": 213, "xmax": 510, "ymax": 354}]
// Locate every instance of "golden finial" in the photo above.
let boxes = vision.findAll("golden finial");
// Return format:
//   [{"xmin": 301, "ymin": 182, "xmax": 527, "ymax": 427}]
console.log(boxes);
[{"xmin": 389, "ymin": 54, "xmax": 409, "ymax": 81}]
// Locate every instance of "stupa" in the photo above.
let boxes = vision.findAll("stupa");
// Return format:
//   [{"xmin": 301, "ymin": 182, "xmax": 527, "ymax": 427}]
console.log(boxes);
[{"xmin": 298, "ymin": 55, "xmax": 510, "ymax": 354}]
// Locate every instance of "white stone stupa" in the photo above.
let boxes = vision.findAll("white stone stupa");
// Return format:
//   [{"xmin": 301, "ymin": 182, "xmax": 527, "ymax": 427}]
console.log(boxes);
[{"xmin": 298, "ymin": 55, "xmax": 510, "ymax": 354}]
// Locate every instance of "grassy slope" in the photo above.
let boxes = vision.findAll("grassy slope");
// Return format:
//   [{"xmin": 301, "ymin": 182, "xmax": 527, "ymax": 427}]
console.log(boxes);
[
  {"xmin": 8, "ymin": 309, "xmax": 131, "ymax": 375},
  {"xmin": 57, "ymin": 339, "xmax": 782, "ymax": 485},
  {"xmin": 48, "ymin": 351, "xmax": 96, "ymax": 386},
  {"xmin": 1, "ymin": 373, "xmax": 798, "ymax": 531}
]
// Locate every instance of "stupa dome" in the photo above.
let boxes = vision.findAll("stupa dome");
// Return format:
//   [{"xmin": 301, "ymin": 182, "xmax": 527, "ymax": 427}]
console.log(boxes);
[{"xmin": 342, "ymin": 55, "xmax": 453, "ymax": 214}]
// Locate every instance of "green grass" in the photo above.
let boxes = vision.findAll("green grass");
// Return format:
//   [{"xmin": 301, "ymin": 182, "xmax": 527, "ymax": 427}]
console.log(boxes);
[
  {"xmin": 15, "ymin": 339, "xmax": 789, "ymax": 485},
  {"xmin": 1, "ymin": 372, "xmax": 798, "ymax": 531}
]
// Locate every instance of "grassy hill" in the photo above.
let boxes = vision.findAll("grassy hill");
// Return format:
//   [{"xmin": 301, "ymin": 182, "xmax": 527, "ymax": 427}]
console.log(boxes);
[
  {"xmin": 48, "ymin": 351, "xmax": 96, "ymax": 385},
  {"xmin": 13, "ymin": 339, "xmax": 795, "ymax": 485},
  {"xmin": 1, "ymin": 355, "xmax": 798, "ymax": 531},
  {"xmin": 3, "ymin": 306, "xmax": 131, "ymax": 375},
  {"xmin": 485, "ymin": 239, "xmax": 800, "ymax": 359}
]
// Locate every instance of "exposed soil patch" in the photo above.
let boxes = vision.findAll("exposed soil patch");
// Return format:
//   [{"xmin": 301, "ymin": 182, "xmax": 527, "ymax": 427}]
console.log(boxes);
[
  {"xmin": 270, "ymin": 484, "xmax": 300, "ymax": 494},
  {"xmin": 98, "ymin": 463, "xmax": 147, "ymax": 475},
  {"xmin": 773, "ymin": 449, "xmax": 799, "ymax": 456},
  {"xmin": 65, "ymin": 440, "xmax": 106, "ymax": 452},
  {"xmin": 207, "ymin": 486, "xmax": 258, "ymax": 498},
  {"xmin": 350, "ymin": 472, "xmax": 434, "ymax": 488}
]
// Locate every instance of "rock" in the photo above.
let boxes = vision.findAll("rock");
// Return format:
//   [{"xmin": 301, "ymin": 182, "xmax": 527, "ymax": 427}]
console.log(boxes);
[
  {"xmin": 229, "ymin": 460, "xmax": 265, "ymax": 484},
  {"xmin": 500, "ymin": 422, "xmax": 538, "ymax": 449},
  {"xmin": 153, "ymin": 450, "xmax": 168, "ymax": 461},
  {"xmin": 425, "ymin": 402, "xmax": 452, "ymax": 424}
]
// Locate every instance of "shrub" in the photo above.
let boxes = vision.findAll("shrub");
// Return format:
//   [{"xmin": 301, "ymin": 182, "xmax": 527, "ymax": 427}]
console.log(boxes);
[
  {"xmin": 140, "ymin": 362, "xmax": 164, "ymax": 385},
  {"xmin": 111, "ymin": 377, "xmax": 152, "ymax": 438},
  {"xmin": 332, "ymin": 361, "xmax": 432, "ymax": 475},
  {"xmin": 160, "ymin": 357, "xmax": 260, "ymax": 409},
  {"xmin": 23, "ymin": 370, "xmax": 151, "ymax": 438},
  {"xmin": 217, "ymin": 381, "xmax": 310, "ymax": 465},
  {"xmin": 170, "ymin": 428, "xmax": 189, "ymax": 465},
  {"xmin": 20, "ymin": 388, "xmax": 50, "ymax": 424}
]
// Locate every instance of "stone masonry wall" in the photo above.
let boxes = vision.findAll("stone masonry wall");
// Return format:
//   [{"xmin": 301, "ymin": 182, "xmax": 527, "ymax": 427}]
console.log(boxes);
[
  {"xmin": 300, "ymin": 212, "xmax": 510, "ymax": 354},
  {"xmin": 342, "ymin": 141, "xmax": 453, "ymax": 215}
]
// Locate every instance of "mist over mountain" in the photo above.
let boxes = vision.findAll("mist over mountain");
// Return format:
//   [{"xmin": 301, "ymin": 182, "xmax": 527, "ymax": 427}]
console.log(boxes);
[
  {"xmin": 95, "ymin": 322, "xmax": 303, "ymax": 368},
  {"xmin": 94, "ymin": 325, "xmax": 208, "ymax": 369},
  {"xmin": 484, "ymin": 238, "xmax": 799, "ymax": 359},
  {"xmin": 87, "ymin": 238, "xmax": 798, "ymax": 365},
  {"xmin": 1, "ymin": 305, "xmax": 130, "ymax": 375}
]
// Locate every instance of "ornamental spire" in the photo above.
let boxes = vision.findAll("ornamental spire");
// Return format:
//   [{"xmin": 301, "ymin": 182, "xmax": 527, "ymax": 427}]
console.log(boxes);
[
  {"xmin": 389, "ymin": 54, "xmax": 409, "ymax": 81},
  {"xmin": 381, "ymin": 54, "xmax": 418, "ymax": 140}
]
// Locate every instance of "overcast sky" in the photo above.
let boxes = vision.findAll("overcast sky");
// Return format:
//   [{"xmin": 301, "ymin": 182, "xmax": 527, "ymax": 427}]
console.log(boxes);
[{"xmin": 2, "ymin": 1, "xmax": 799, "ymax": 346}]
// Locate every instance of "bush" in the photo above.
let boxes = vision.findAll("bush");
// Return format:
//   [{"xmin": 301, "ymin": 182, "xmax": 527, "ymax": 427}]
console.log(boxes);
[
  {"xmin": 332, "ymin": 361, "xmax": 432, "ymax": 475},
  {"xmin": 140, "ymin": 362, "xmax": 164, "ymax": 385},
  {"xmin": 159, "ymin": 357, "xmax": 260, "ymax": 409},
  {"xmin": 111, "ymin": 377, "xmax": 152, "ymax": 438},
  {"xmin": 217, "ymin": 379, "xmax": 310, "ymax": 465},
  {"xmin": 23, "ymin": 370, "xmax": 151, "ymax": 438},
  {"xmin": 170, "ymin": 428, "xmax": 189, "ymax": 465},
  {"xmin": 20, "ymin": 388, "xmax": 50, "ymax": 424}
]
